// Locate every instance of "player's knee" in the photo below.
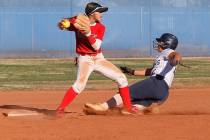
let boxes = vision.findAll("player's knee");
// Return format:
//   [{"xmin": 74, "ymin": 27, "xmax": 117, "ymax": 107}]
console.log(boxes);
[
  {"xmin": 116, "ymin": 73, "xmax": 128, "ymax": 88},
  {"xmin": 72, "ymin": 81, "xmax": 86, "ymax": 94}
]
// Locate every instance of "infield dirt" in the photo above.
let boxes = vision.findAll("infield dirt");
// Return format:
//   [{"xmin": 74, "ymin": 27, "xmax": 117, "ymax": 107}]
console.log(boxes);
[{"xmin": 0, "ymin": 88, "xmax": 210, "ymax": 140}]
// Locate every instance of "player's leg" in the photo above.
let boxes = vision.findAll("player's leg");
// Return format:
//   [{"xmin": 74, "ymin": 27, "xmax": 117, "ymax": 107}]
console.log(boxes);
[
  {"xmin": 99, "ymin": 78, "xmax": 166, "ymax": 108},
  {"xmin": 129, "ymin": 77, "xmax": 169, "ymax": 106},
  {"xmin": 84, "ymin": 93, "xmax": 144, "ymax": 115},
  {"xmin": 129, "ymin": 77, "xmax": 169, "ymax": 114},
  {"xmin": 119, "ymin": 77, "xmax": 168, "ymax": 114},
  {"xmin": 84, "ymin": 93, "xmax": 122, "ymax": 113},
  {"xmin": 84, "ymin": 77, "xmax": 169, "ymax": 114},
  {"xmin": 94, "ymin": 57, "xmax": 132, "ymax": 110},
  {"xmin": 84, "ymin": 76, "xmax": 147, "ymax": 112},
  {"xmin": 57, "ymin": 55, "xmax": 94, "ymax": 113}
]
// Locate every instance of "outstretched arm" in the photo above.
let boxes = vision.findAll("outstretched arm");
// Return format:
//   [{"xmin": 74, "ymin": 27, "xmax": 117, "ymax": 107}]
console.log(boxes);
[
  {"xmin": 58, "ymin": 17, "xmax": 77, "ymax": 31},
  {"xmin": 120, "ymin": 66, "xmax": 153, "ymax": 76},
  {"xmin": 134, "ymin": 68, "xmax": 153, "ymax": 76}
]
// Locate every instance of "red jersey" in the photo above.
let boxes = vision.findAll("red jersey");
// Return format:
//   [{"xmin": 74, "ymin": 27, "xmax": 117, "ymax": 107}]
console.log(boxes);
[{"xmin": 68, "ymin": 17, "xmax": 105, "ymax": 55}]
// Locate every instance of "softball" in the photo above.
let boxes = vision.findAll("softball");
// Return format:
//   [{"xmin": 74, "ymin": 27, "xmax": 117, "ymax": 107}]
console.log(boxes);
[{"xmin": 61, "ymin": 19, "xmax": 70, "ymax": 28}]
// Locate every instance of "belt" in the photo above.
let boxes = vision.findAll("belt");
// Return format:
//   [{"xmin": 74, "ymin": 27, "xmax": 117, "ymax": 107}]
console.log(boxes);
[
  {"xmin": 79, "ymin": 53, "xmax": 98, "ymax": 56},
  {"xmin": 155, "ymin": 74, "xmax": 165, "ymax": 80}
]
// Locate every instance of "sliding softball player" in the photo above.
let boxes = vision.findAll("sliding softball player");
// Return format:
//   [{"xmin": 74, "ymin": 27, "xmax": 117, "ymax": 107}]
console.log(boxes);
[
  {"xmin": 56, "ymin": 2, "xmax": 135, "ymax": 116},
  {"xmin": 84, "ymin": 33, "xmax": 182, "ymax": 115}
]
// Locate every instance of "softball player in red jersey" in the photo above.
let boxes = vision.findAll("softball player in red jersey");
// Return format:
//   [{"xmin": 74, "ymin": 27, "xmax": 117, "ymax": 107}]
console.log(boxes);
[{"xmin": 56, "ymin": 2, "xmax": 134, "ymax": 115}]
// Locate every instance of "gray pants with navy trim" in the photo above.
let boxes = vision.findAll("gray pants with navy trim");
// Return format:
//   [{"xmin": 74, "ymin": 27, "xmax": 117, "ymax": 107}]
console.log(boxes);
[{"xmin": 129, "ymin": 76, "xmax": 169, "ymax": 107}]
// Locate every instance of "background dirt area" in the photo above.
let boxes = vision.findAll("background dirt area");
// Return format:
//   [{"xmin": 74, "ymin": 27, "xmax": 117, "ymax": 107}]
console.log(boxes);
[{"xmin": 0, "ymin": 88, "xmax": 210, "ymax": 140}]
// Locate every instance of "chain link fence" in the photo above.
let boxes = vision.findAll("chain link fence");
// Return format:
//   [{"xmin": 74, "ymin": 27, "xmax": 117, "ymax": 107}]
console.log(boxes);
[{"xmin": 0, "ymin": 0, "xmax": 210, "ymax": 58}]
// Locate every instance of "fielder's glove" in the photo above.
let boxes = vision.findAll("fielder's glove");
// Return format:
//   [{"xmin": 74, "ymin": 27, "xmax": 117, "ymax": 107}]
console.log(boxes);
[
  {"xmin": 168, "ymin": 52, "xmax": 182, "ymax": 66},
  {"xmin": 120, "ymin": 66, "xmax": 135, "ymax": 75},
  {"xmin": 74, "ymin": 13, "xmax": 91, "ymax": 35}
]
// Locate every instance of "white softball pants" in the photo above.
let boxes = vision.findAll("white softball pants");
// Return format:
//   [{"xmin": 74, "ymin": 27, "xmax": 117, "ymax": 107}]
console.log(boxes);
[{"xmin": 72, "ymin": 53, "xmax": 128, "ymax": 93}]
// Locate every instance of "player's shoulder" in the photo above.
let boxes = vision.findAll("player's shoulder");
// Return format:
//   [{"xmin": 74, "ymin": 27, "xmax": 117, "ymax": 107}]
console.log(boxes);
[
  {"xmin": 163, "ymin": 48, "xmax": 174, "ymax": 55},
  {"xmin": 165, "ymin": 48, "xmax": 174, "ymax": 52},
  {"xmin": 96, "ymin": 22, "xmax": 105, "ymax": 29},
  {"xmin": 158, "ymin": 48, "xmax": 174, "ymax": 58}
]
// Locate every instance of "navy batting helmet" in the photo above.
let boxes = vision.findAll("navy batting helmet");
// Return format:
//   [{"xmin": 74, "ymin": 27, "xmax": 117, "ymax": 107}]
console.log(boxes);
[{"xmin": 153, "ymin": 33, "xmax": 178, "ymax": 50}]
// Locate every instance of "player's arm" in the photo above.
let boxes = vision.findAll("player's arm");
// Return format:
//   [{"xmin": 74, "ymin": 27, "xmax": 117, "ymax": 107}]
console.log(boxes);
[
  {"xmin": 58, "ymin": 17, "xmax": 76, "ymax": 31},
  {"xmin": 120, "ymin": 66, "xmax": 153, "ymax": 76},
  {"xmin": 73, "ymin": 13, "xmax": 104, "ymax": 50},
  {"xmin": 85, "ymin": 26, "xmax": 105, "ymax": 51},
  {"xmin": 134, "ymin": 68, "xmax": 153, "ymax": 76},
  {"xmin": 168, "ymin": 51, "xmax": 182, "ymax": 66}
]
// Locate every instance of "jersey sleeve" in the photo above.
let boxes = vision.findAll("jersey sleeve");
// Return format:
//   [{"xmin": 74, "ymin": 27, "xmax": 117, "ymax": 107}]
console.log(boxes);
[
  {"xmin": 86, "ymin": 24, "xmax": 105, "ymax": 45},
  {"xmin": 165, "ymin": 49, "xmax": 175, "ymax": 59},
  {"xmin": 66, "ymin": 17, "xmax": 77, "ymax": 31},
  {"xmin": 96, "ymin": 24, "xmax": 105, "ymax": 40}
]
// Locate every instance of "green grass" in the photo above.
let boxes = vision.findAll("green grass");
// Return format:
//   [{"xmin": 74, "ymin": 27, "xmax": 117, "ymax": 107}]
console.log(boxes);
[{"xmin": 0, "ymin": 58, "xmax": 210, "ymax": 90}]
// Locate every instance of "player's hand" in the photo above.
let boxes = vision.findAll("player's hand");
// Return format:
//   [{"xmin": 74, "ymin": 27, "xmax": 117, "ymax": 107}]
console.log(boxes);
[
  {"xmin": 58, "ymin": 19, "xmax": 70, "ymax": 30},
  {"xmin": 74, "ymin": 13, "xmax": 91, "ymax": 35},
  {"xmin": 120, "ymin": 66, "xmax": 135, "ymax": 75}
]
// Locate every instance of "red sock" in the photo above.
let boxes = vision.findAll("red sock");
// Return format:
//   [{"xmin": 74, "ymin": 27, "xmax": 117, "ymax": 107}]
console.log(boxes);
[
  {"xmin": 119, "ymin": 86, "xmax": 132, "ymax": 109},
  {"xmin": 57, "ymin": 87, "xmax": 78, "ymax": 111}
]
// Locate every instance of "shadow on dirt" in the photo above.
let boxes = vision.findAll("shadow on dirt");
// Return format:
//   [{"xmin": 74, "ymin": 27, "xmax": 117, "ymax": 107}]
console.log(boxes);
[
  {"xmin": 83, "ymin": 107, "xmax": 210, "ymax": 116},
  {"xmin": 1, "ymin": 105, "xmax": 209, "ymax": 117},
  {"xmin": 0, "ymin": 105, "xmax": 77, "ymax": 116}
]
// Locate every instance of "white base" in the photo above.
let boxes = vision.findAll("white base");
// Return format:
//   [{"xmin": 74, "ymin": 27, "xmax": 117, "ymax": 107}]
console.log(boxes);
[{"xmin": 2, "ymin": 110, "xmax": 41, "ymax": 117}]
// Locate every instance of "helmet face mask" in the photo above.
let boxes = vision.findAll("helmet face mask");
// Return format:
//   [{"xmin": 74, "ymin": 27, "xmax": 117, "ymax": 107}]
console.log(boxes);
[{"xmin": 153, "ymin": 40, "xmax": 165, "ymax": 51}]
